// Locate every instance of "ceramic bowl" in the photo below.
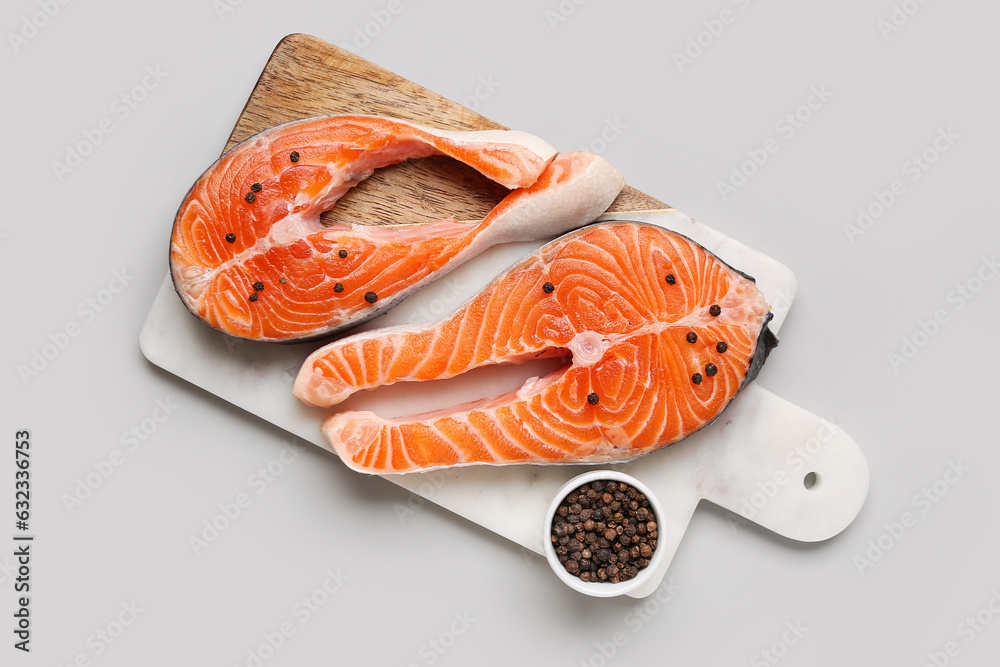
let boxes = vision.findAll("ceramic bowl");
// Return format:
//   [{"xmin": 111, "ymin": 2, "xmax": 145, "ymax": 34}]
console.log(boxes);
[{"xmin": 543, "ymin": 470, "xmax": 665, "ymax": 598}]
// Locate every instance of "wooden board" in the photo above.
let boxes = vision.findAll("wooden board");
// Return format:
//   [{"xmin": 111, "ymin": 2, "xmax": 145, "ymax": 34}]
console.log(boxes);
[{"xmin": 223, "ymin": 33, "xmax": 669, "ymax": 228}]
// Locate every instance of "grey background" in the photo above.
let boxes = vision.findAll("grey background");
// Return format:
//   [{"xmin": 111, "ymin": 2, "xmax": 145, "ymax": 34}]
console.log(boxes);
[{"xmin": 3, "ymin": 0, "xmax": 999, "ymax": 665}]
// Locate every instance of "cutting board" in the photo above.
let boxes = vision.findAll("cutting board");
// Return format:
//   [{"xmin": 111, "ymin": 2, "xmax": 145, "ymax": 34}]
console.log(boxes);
[
  {"xmin": 141, "ymin": 34, "xmax": 869, "ymax": 598},
  {"xmin": 223, "ymin": 33, "xmax": 666, "ymax": 224}
]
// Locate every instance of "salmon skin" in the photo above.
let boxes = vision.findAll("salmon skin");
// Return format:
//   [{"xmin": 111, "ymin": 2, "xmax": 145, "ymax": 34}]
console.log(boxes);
[
  {"xmin": 169, "ymin": 114, "xmax": 624, "ymax": 342},
  {"xmin": 294, "ymin": 222, "xmax": 778, "ymax": 474}
]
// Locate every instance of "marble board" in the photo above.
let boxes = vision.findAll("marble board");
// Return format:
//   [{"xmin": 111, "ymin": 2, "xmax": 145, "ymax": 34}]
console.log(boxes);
[{"xmin": 141, "ymin": 209, "xmax": 869, "ymax": 599}]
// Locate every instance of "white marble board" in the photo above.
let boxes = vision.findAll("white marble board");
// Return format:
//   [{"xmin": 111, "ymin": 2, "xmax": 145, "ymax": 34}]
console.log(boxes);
[{"xmin": 140, "ymin": 210, "xmax": 870, "ymax": 598}]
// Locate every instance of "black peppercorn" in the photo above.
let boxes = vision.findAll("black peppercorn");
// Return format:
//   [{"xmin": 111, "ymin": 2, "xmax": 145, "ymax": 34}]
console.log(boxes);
[{"xmin": 551, "ymin": 478, "xmax": 658, "ymax": 584}]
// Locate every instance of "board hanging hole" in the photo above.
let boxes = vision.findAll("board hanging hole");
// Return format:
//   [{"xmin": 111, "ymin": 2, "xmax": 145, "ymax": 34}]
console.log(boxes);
[{"xmin": 803, "ymin": 472, "xmax": 819, "ymax": 490}]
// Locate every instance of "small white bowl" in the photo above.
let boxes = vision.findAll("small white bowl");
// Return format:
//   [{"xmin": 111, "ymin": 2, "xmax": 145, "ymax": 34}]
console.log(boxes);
[{"xmin": 543, "ymin": 470, "xmax": 666, "ymax": 598}]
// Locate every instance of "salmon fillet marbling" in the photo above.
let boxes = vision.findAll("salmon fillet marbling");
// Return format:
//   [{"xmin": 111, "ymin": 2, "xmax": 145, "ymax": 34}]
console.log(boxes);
[
  {"xmin": 294, "ymin": 222, "xmax": 777, "ymax": 473},
  {"xmin": 170, "ymin": 115, "xmax": 624, "ymax": 342}
]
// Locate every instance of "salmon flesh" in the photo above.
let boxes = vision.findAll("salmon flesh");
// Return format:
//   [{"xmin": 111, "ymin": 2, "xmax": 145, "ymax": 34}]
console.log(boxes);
[
  {"xmin": 169, "ymin": 114, "xmax": 624, "ymax": 342},
  {"xmin": 294, "ymin": 222, "xmax": 777, "ymax": 473}
]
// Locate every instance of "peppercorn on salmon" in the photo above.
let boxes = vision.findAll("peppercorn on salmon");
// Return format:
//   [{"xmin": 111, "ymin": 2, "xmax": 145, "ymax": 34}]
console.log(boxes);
[
  {"xmin": 169, "ymin": 114, "xmax": 623, "ymax": 342},
  {"xmin": 294, "ymin": 222, "xmax": 777, "ymax": 474}
]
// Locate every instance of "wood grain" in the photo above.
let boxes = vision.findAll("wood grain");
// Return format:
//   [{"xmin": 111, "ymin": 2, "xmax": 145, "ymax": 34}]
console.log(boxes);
[{"xmin": 223, "ymin": 33, "xmax": 669, "ymax": 227}]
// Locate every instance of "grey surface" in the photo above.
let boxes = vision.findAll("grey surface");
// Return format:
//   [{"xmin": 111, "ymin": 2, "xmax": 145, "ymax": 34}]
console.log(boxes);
[{"xmin": 2, "ymin": 1, "xmax": 998, "ymax": 665}]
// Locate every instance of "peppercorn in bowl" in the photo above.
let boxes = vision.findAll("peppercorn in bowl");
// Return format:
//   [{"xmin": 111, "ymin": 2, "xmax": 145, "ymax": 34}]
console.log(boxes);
[{"xmin": 543, "ymin": 471, "xmax": 665, "ymax": 597}]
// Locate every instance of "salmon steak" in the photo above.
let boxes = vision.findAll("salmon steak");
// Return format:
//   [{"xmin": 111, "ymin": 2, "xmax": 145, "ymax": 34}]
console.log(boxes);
[
  {"xmin": 294, "ymin": 222, "xmax": 777, "ymax": 474},
  {"xmin": 169, "ymin": 114, "xmax": 624, "ymax": 342}
]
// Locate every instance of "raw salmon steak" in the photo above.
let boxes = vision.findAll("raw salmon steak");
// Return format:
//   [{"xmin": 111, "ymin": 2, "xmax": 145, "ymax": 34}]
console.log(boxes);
[
  {"xmin": 294, "ymin": 222, "xmax": 777, "ymax": 474},
  {"xmin": 169, "ymin": 114, "xmax": 624, "ymax": 342}
]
